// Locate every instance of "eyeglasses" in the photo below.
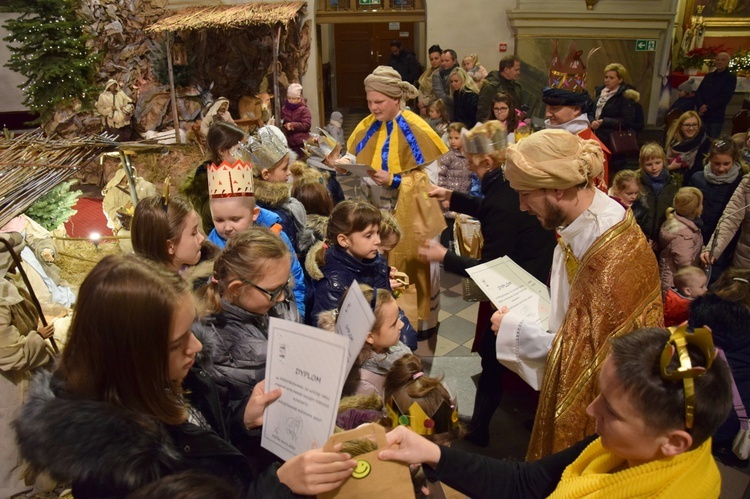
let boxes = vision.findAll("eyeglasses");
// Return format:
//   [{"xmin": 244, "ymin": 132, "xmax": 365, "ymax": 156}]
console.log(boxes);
[
  {"xmin": 241, "ymin": 276, "xmax": 291, "ymax": 302},
  {"xmin": 493, "ymin": 106, "xmax": 509, "ymax": 112},
  {"xmin": 681, "ymin": 123, "xmax": 699, "ymax": 128}
]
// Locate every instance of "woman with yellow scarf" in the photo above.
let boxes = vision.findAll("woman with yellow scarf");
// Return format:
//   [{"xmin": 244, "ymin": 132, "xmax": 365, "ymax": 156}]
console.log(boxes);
[{"xmin": 348, "ymin": 66, "xmax": 447, "ymax": 336}]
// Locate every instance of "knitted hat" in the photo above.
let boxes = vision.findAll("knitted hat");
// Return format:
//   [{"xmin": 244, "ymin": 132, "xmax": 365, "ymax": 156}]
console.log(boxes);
[
  {"xmin": 504, "ymin": 129, "xmax": 603, "ymax": 191},
  {"xmin": 287, "ymin": 83, "xmax": 303, "ymax": 99},
  {"xmin": 330, "ymin": 111, "xmax": 343, "ymax": 123},
  {"xmin": 207, "ymin": 161, "xmax": 254, "ymax": 199},
  {"xmin": 677, "ymin": 81, "xmax": 694, "ymax": 93}
]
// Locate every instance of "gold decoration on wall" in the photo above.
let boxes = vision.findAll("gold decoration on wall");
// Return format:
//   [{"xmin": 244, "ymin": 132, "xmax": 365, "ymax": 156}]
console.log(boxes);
[{"xmin": 585, "ymin": 0, "xmax": 598, "ymax": 10}]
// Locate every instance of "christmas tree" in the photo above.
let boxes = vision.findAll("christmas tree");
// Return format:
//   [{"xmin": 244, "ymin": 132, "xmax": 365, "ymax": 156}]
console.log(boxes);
[
  {"xmin": 25, "ymin": 180, "xmax": 82, "ymax": 231},
  {"xmin": 3, "ymin": 0, "xmax": 99, "ymax": 124}
]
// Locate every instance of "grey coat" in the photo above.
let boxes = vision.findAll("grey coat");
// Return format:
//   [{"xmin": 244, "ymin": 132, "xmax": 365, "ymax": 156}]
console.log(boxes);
[{"xmin": 192, "ymin": 298, "xmax": 300, "ymax": 397}]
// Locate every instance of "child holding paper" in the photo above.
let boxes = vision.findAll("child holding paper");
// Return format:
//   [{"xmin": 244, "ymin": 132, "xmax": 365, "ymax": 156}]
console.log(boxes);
[
  {"xmin": 13, "ymin": 254, "xmax": 356, "ymax": 498},
  {"xmin": 194, "ymin": 227, "xmax": 300, "ymax": 397},
  {"xmin": 318, "ymin": 284, "xmax": 410, "ymax": 397}
]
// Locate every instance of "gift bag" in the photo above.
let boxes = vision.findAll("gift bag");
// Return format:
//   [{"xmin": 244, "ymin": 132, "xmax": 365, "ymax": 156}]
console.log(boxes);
[
  {"xmin": 413, "ymin": 177, "xmax": 447, "ymax": 241},
  {"xmin": 318, "ymin": 424, "xmax": 413, "ymax": 499},
  {"xmin": 454, "ymin": 216, "xmax": 486, "ymax": 302},
  {"xmin": 608, "ymin": 126, "xmax": 639, "ymax": 156},
  {"xmin": 393, "ymin": 271, "xmax": 418, "ymax": 327}
]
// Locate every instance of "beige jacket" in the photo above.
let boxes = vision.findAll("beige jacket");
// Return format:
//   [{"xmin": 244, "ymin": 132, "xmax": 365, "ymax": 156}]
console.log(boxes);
[{"xmin": 706, "ymin": 174, "xmax": 750, "ymax": 269}]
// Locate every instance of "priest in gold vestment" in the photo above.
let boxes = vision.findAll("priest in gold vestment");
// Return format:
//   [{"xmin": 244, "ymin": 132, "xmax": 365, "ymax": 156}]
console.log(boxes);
[{"xmin": 492, "ymin": 129, "xmax": 663, "ymax": 460}]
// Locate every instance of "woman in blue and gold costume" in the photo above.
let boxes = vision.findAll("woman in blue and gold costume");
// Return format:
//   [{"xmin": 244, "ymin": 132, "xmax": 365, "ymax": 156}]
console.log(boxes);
[{"xmin": 347, "ymin": 66, "xmax": 448, "ymax": 336}]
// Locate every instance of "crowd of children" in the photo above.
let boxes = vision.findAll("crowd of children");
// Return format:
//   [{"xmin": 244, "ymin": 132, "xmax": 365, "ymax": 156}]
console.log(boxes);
[{"xmin": 4, "ymin": 72, "xmax": 750, "ymax": 498}]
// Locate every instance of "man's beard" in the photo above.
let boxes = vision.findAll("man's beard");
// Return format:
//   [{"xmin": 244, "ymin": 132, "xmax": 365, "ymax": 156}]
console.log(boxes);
[{"xmin": 539, "ymin": 198, "xmax": 567, "ymax": 230}]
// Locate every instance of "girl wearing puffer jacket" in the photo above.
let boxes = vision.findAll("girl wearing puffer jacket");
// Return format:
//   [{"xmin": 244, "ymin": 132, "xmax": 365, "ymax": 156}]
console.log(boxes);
[{"xmin": 658, "ymin": 187, "xmax": 704, "ymax": 293}]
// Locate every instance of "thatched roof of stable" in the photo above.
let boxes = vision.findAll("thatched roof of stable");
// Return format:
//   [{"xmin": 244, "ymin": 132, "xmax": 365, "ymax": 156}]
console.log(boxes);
[{"xmin": 147, "ymin": 2, "xmax": 307, "ymax": 33}]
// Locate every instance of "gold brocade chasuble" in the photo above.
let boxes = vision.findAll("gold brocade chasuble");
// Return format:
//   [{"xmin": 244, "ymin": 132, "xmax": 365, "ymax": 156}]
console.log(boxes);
[
  {"xmin": 528, "ymin": 209, "xmax": 664, "ymax": 461},
  {"xmin": 347, "ymin": 110, "xmax": 448, "ymax": 325}
]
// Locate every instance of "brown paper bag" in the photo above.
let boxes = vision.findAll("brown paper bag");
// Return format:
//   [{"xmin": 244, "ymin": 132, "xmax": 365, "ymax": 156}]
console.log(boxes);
[
  {"xmin": 454, "ymin": 216, "xmax": 486, "ymax": 302},
  {"xmin": 393, "ymin": 271, "xmax": 419, "ymax": 327},
  {"xmin": 318, "ymin": 424, "xmax": 413, "ymax": 499},
  {"xmin": 413, "ymin": 177, "xmax": 447, "ymax": 241}
]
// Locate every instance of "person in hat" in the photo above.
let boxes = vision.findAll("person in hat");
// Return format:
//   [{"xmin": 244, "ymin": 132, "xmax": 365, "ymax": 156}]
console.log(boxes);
[
  {"xmin": 380, "ymin": 326, "xmax": 731, "ymax": 499},
  {"xmin": 325, "ymin": 111, "xmax": 346, "ymax": 148},
  {"xmin": 281, "ymin": 83, "xmax": 311, "ymax": 157},
  {"xmin": 669, "ymin": 81, "xmax": 697, "ymax": 115},
  {"xmin": 95, "ymin": 79, "xmax": 135, "ymax": 141},
  {"xmin": 200, "ymin": 97, "xmax": 236, "ymax": 138},
  {"xmin": 303, "ymin": 128, "xmax": 346, "ymax": 205},
  {"xmin": 348, "ymin": 65, "xmax": 448, "ymax": 336},
  {"xmin": 0, "ymin": 232, "xmax": 55, "ymax": 496},
  {"xmin": 418, "ymin": 121, "xmax": 555, "ymax": 447},
  {"xmin": 491, "ymin": 129, "xmax": 663, "ymax": 460}
]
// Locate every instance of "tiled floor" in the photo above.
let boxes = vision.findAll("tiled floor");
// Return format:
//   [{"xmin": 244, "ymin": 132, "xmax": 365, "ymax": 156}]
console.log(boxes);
[{"xmin": 336, "ymin": 107, "xmax": 750, "ymax": 498}]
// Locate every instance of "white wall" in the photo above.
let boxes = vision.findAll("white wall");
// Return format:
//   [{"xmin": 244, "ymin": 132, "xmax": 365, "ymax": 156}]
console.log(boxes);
[
  {"xmin": 425, "ymin": 0, "xmax": 517, "ymax": 75},
  {"xmin": 0, "ymin": 13, "xmax": 30, "ymax": 113}
]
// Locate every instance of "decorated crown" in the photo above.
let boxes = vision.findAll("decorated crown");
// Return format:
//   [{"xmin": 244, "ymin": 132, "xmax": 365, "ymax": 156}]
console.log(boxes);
[
  {"xmin": 246, "ymin": 125, "xmax": 289, "ymax": 171},
  {"xmin": 547, "ymin": 40, "xmax": 600, "ymax": 93},
  {"xmin": 304, "ymin": 128, "xmax": 340, "ymax": 159},
  {"xmin": 461, "ymin": 123, "xmax": 507, "ymax": 155},
  {"xmin": 386, "ymin": 394, "xmax": 459, "ymax": 436},
  {"xmin": 207, "ymin": 160, "xmax": 254, "ymax": 198}
]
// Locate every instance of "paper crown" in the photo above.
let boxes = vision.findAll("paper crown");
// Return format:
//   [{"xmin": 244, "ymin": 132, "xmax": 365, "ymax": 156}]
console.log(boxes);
[
  {"xmin": 245, "ymin": 125, "xmax": 290, "ymax": 171},
  {"xmin": 547, "ymin": 40, "xmax": 600, "ymax": 93},
  {"xmin": 461, "ymin": 123, "xmax": 507, "ymax": 155},
  {"xmin": 386, "ymin": 395, "xmax": 459, "ymax": 436},
  {"xmin": 207, "ymin": 160, "xmax": 254, "ymax": 198}
]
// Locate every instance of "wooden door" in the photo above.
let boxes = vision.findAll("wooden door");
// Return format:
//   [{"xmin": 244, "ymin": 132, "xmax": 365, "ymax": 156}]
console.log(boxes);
[{"xmin": 334, "ymin": 22, "xmax": 415, "ymax": 108}]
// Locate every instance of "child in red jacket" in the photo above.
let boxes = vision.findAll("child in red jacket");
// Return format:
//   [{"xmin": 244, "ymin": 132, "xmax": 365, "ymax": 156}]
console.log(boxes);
[{"xmin": 663, "ymin": 265, "xmax": 708, "ymax": 326}]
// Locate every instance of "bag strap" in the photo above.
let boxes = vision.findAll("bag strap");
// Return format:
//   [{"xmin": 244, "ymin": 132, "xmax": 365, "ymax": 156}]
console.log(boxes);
[{"xmin": 716, "ymin": 348, "xmax": 748, "ymax": 429}]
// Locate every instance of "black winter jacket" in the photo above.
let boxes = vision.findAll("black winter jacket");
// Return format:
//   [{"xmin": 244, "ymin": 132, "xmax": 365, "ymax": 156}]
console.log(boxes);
[
  {"xmin": 589, "ymin": 84, "xmax": 643, "ymax": 146},
  {"xmin": 443, "ymin": 168, "xmax": 556, "ymax": 283}
]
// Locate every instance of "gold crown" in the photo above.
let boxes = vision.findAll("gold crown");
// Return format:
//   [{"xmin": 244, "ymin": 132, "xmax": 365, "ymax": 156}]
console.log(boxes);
[
  {"xmin": 461, "ymin": 124, "xmax": 507, "ymax": 155},
  {"xmin": 246, "ymin": 125, "xmax": 289, "ymax": 171},
  {"xmin": 207, "ymin": 160, "xmax": 254, "ymax": 198},
  {"xmin": 386, "ymin": 396, "xmax": 458, "ymax": 436}
]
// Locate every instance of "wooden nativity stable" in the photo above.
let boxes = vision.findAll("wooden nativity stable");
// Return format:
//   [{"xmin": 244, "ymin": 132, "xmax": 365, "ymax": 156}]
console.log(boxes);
[{"xmin": 146, "ymin": 1, "xmax": 312, "ymax": 140}]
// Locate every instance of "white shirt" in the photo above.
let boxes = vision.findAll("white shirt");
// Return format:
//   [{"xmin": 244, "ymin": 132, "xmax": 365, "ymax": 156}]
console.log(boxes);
[{"xmin": 495, "ymin": 190, "xmax": 625, "ymax": 389}]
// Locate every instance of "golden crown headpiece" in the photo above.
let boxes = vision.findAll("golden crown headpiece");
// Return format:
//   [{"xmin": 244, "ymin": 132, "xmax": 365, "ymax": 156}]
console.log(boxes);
[
  {"xmin": 207, "ymin": 160, "xmax": 254, "ymax": 198},
  {"xmin": 461, "ymin": 124, "xmax": 507, "ymax": 155},
  {"xmin": 246, "ymin": 125, "xmax": 289, "ymax": 171},
  {"xmin": 385, "ymin": 380, "xmax": 459, "ymax": 436}
]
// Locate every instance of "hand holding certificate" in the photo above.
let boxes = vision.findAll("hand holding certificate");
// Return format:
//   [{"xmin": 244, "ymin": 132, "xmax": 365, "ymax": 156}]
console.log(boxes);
[{"xmin": 466, "ymin": 256, "xmax": 551, "ymax": 330}]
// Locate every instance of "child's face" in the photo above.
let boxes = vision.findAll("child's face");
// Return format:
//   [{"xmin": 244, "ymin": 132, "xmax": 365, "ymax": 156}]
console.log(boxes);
[
  {"xmin": 428, "ymin": 105, "xmax": 440, "ymax": 120},
  {"xmin": 709, "ymin": 153, "xmax": 734, "ymax": 177},
  {"xmin": 641, "ymin": 157, "xmax": 664, "ymax": 178},
  {"xmin": 339, "ymin": 223, "xmax": 380, "ymax": 260},
  {"xmin": 616, "ymin": 180, "xmax": 640, "ymax": 207},
  {"xmin": 168, "ymin": 293, "xmax": 203, "ymax": 382},
  {"xmin": 493, "ymin": 102, "xmax": 510, "ymax": 122},
  {"xmin": 264, "ymin": 155, "xmax": 291, "ymax": 183},
  {"xmin": 287, "ymin": 96, "xmax": 302, "ymax": 105},
  {"xmin": 462, "ymin": 58, "xmax": 474, "ymax": 71},
  {"xmin": 232, "ymin": 257, "xmax": 291, "ymax": 315},
  {"xmin": 168, "ymin": 210, "xmax": 204, "ymax": 269},
  {"xmin": 680, "ymin": 274, "xmax": 708, "ymax": 298},
  {"xmin": 210, "ymin": 197, "xmax": 258, "ymax": 240},
  {"xmin": 378, "ymin": 233, "xmax": 399, "ymax": 255},
  {"xmin": 367, "ymin": 300, "xmax": 403, "ymax": 351},
  {"xmin": 448, "ymin": 130, "xmax": 462, "ymax": 151}
]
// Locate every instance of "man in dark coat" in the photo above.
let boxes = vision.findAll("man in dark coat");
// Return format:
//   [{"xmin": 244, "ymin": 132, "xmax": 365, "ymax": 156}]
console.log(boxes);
[
  {"xmin": 695, "ymin": 52, "xmax": 737, "ymax": 138},
  {"xmin": 432, "ymin": 49, "xmax": 459, "ymax": 116},
  {"xmin": 388, "ymin": 40, "xmax": 421, "ymax": 85},
  {"xmin": 477, "ymin": 55, "xmax": 524, "ymax": 122}
]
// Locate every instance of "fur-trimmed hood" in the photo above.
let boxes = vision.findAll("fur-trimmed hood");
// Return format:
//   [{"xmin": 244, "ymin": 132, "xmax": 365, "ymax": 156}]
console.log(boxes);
[
  {"xmin": 254, "ymin": 178, "xmax": 291, "ymax": 207},
  {"xmin": 623, "ymin": 88, "xmax": 640, "ymax": 103},
  {"xmin": 306, "ymin": 240, "xmax": 326, "ymax": 280},
  {"xmin": 307, "ymin": 214, "xmax": 329, "ymax": 240},
  {"xmin": 13, "ymin": 370, "xmax": 181, "ymax": 494}
]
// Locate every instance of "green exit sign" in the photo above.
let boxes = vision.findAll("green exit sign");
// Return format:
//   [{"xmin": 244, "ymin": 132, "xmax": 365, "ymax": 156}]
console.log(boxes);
[
  {"xmin": 359, "ymin": 0, "xmax": 378, "ymax": 4},
  {"xmin": 635, "ymin": 40, "xmax": 657, "ymax": 52}
]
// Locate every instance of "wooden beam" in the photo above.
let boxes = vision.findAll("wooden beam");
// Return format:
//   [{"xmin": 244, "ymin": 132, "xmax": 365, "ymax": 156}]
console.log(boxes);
[{"xmin": 166, "ymin": 32, "xmax": 182, "ymax": 144}]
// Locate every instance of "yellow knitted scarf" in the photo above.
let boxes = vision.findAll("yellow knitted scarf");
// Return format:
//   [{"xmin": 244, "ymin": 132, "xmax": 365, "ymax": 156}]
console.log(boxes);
[{"xmin": 547, "ymin": 437, "xmax": 720, "ymax": 499}]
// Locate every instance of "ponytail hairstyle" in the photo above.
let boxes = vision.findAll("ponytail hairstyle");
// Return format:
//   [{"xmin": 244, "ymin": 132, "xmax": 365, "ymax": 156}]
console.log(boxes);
[
  {"xmin": 667, "ymin": 186, "xmax": 703, "ymax": 221},
  {"xmin": 293, "ymin": 181, "xmax": 333, "ymax": 217},
  {"xmin": 131, "ymin": 195, "xmax": 195, "ymax": 267},
  {"xmin": 315, "ymin": 200, "xmax": 382, "ymax": 267},
  {"xmin": 379, "ymin": 212, "xmax": 401, "ymax": 246},
  {"xmin": 206, "ymin": 121, "xmax": 245, "ymax": 165},
  {"xmin": 197, "ymin": 226, "xmax": 289, "ymax": 315},
  {"xmin": 711, "ymin": 268, "xmax": 750, "ymax": 310},
  {"xmin": 384, "ymin": 354, "xmax": 463, "ymax": 442}
]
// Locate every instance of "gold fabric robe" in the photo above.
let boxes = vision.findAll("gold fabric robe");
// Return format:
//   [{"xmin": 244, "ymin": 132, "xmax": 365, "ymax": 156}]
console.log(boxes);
[{"xmin": 528, "ymin": 210, "xmax": 664, "ymax": 461}]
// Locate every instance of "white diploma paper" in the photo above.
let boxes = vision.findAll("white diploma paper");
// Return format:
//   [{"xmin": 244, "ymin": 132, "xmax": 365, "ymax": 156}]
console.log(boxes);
[
  {"xmin": 335, "ymin": 162, "xmax": 377, "ymax": 177},
  {"xmin": 335, "ymin": 280, "xmax": 376, "ymax": 376},
  {"xmin": 262, "ymin": 318, "xmax": 349, "ymax": 462},
  {"xmin": 466, "ymin": 256, "xmax": 551, "ymax": 330}
]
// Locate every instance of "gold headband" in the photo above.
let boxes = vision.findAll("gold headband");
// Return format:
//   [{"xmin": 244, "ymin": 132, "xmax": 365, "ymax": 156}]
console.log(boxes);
[{"xmin": 659, "ymin": 325, "xmax": 716, "ymax": 429}]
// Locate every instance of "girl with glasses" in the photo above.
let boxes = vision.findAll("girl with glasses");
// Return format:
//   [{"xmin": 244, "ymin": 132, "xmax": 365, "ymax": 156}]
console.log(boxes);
[
  {"xmin": 665, "ymin": 110, "xmax": 711, "ymax": 186},
  {"xmin": 487, "ymin": 92, "xmax": 523, "ymax": 143},
  {"xmin": 194, "ymin": 227, "xmax": 298, "ymax": 396}
]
